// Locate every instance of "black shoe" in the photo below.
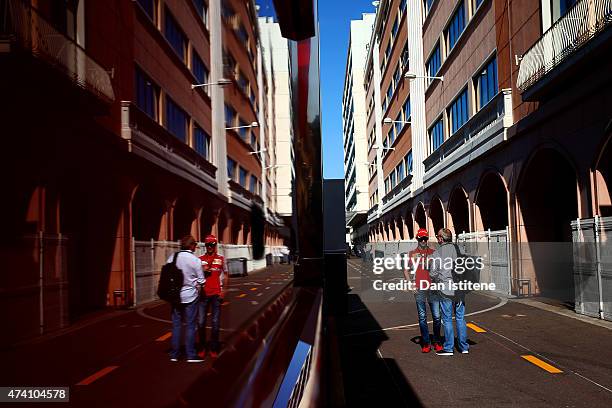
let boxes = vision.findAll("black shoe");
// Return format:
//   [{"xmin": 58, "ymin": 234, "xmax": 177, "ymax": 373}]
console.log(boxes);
[{"xmin": 436, "ymin": 349, "xmax": 454, "ymax": 356}]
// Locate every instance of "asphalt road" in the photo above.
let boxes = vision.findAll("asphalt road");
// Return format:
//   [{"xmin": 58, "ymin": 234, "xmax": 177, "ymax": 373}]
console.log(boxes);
[
  {"xmin": 339, "ymin": 259, "xmax": 612, "ymax": 407},
  {"xmin": 0, "ymin": 264, "xmax": 293, "ymax": 407}
]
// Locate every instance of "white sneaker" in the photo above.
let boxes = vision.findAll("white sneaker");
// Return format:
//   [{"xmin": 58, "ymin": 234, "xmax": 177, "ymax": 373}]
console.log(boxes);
[
  {"xmin": 187, "ymin": 357, "xmax": 204, "ymax": 363},
  {"xmin": 461, "ymin": 350, "xmax": 469, "ymax": 354}
]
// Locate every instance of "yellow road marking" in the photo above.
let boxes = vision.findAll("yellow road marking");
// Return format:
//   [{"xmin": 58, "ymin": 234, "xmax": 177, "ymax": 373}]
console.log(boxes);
[
  {"xmin": 76, "ymin": 366, "xmax": 119, "ymax": 385},
  {"xmin": 250, "ymin": 287, "xmax": 258, "ymax": 291},
  {"xmin": 236, "ymin": 293, "xmax": 247, "ymax": 298},
  {"xmin": 521, "ymin": 355, "xmax": 563, "ymax": 373},
  {"xmin": 155, "ymin": 332, "xmax": 172, "ymax": 342},
  {"xmin": 221, "ymin": 301, "xmax": 230, "ymax": 306},
  {"xmin": 466, "ymin": 323, "xmax": 487, "ymax": 333}
]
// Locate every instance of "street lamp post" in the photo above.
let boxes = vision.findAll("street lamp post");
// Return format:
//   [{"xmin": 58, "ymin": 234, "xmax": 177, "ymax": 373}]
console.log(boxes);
[
  {"xmin": 191, "ymin": 78, "xmax": 233, "ymax": 89},
  {"xmin": 382, "ymin": 117, "xmax": 411, "ymax": 126},
  {"xmin": 225, "ymin": 121, "xmax": 259, "ymax": 131},
  {"xmin": 404, "ymin": 72, "xmax": 444, "ymax": 81}
]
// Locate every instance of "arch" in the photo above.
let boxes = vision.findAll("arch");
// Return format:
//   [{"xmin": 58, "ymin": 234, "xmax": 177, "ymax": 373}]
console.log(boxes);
[
  {"xmin": 593, "ymin": 128, "xmax": 612, "ymax": 216},
  {"xmin": 414, "ymin": 202, "xmax": 427, "ymax": 230},
  {"xmin": 173, "ymin": 198, "xmax": 196, "ymax": 240},
  {"xmin": 217, "ymin": 210, "xmax": 230, "ymax": 244},
  {"xmin": 517, "ymin": 147, "xmax": 578, "ymax": 301},
  {"xmin": 131, "ymin": 184, "xmax": 165, "ymax": 240},
  {"xmin": 475, "ymin": 171, "xmax": 509, "ymax": 231},
  {"xmin": 448, "ymin": 185, "xmax": 470, "ymax": 235},
  {"xmin": 404, "ymin": 207, "xmax": 415, "ymax": 239},
  {"xmin": 428, "ymin": 196, "xmax": 445, "ymax": 234},
  {"xmin": 396, "ymin": 215, "xmax": 405, "ymax": 240}
]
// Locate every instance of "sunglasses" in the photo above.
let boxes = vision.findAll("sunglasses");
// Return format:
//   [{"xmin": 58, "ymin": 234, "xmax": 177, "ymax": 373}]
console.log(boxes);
[
  {"xmin": 417, "ymin": 237, "xmax": 428, "ymax": 242},
  {"xmin": 205, "ymin": 242, "xmax": 217, "ymax": 247}
]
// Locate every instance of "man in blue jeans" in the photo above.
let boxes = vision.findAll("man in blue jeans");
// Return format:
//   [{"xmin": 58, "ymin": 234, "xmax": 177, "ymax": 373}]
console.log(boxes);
[
  {"xmin": 167, "ymin": 235, "xmax": 205, "ymax": 363},
  {"xmin": 405, "ymin": 228, "xmax": 442, "ymax": 352},
  {"xmin": 429, "ymin": 228, "xmax": 469, "ymax": 355}
]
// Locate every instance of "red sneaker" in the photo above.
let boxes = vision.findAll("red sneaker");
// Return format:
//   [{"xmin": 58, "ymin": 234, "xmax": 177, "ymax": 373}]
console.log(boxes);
[
  {"xmin": 209, "ymin": 351, "xmax": 219, "ymax": 359},
  {"xmin": 197, "ymin": 350, "xmax": 206, "ymax": 359},
  {"xmin": 433, "ymin": 343, "xmax": 443, "ymax": 352},
  {"xmin": 421, "ymin": 344, "xmax": 431, "ymax": 353}
]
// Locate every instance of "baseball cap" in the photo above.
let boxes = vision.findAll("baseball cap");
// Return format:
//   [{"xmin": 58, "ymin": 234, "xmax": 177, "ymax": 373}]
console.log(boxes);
[{"xmin": 416, "ymin": 228, "xmax": 429, "ymax": 239}]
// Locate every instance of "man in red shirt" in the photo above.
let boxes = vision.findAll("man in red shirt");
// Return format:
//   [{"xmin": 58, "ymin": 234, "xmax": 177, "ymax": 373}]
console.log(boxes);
[
  {"xmin": 404, "ymin": 228, "xmax": 442, "ymax": 353},
  {"xmin": 198, "ymin": 235, "xmax": 228, "ymax": 358}
]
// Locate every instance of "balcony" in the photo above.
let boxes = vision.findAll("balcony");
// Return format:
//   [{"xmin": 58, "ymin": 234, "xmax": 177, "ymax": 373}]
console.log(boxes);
[
  {"xmin": 121, "ymin": 102, "xmax": 218, "ymax": 191},
  {"xmin": 517, "ymin": 0, "xmax": 612, "ymax": 95},
  {"xmin": 1, "ymin": 0, "xmax": 114, "ymax": 102},
  {"xmin": 229, "ymin": 180, "xmax": 263, "ymax": 206},
  {"xmin": 423, "ymin": 89, "xmax": 513, "ymax": 185},
  {"xmin": 382, "ymin": 174, "xmax": 412, "ymax": 205}
]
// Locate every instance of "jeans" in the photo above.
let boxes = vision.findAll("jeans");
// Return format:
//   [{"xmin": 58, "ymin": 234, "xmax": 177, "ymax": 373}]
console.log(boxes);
[
  {"xmin": 439, "ymin": 295, "xmax": 469, "ymax": 353},
  {"xmin": 414, "ymin": 290, "xmax": 441, "ymax": 345},
  {"xmin": 198, "ymin": 294, "xmax": 222, "ymax": 352},
  {"xmin": 171, "ymin": 298, "xmax": 199, "ymax": 359}
]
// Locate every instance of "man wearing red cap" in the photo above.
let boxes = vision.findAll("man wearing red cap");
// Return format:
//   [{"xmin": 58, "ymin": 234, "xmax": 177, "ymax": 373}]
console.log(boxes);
[
  {"xmin": 405, "ymin": 228, "xmax": 442, "ymax": 353},
  {"xmin": 197, "ymin": 235, "xmax": 228, "ymax": 358}
]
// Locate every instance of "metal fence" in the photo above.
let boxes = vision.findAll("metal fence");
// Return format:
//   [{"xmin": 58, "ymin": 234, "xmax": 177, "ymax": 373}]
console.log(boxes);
[
  {"xmin": 360, "ymin": 227, "xmax": 511, "ymax": 296},
  {"xmin": 457, "ymin": 228, "xmax": 511, "ymax": 296},
  {"xmin": 0, "ymin": 232, "xmax": 69, "ymax": 346},
  {"xmin": 572, "ymin": 216, "xmax": 612, "ymax": 321},
  {"xmin": 132, "ymin": 239, "xmax": 289, "ymax": 306}
]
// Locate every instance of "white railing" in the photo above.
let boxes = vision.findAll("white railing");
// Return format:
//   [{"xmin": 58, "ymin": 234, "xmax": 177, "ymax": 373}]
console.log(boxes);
[
  {"xmin": 517, "ymin": 0, "xmax": 612, "ymax": 92},
  {"xmin": 5, "ymin": 0, "xmax": 115, "ymax": 100}
]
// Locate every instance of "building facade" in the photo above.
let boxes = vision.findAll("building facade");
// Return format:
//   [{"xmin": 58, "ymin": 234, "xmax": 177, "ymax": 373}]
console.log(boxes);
[
  {"xmin": 359, "ymin": 0, "xmax": 612, "ymax": 299},
  {"xmin": 0, "ymin": 0, "xmax": 292, "ymax": 345},
  {"xmin": 343, "ymin": 13, "xmax": 375, "ymax": 246}
]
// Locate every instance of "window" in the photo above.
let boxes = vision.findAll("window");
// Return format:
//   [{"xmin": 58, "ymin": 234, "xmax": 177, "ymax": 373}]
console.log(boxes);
[
  {"xmin": 393, "ymin": 66, "xmax": 400, "ymax": 88},
  {"xmin": 391, "ymin": 16, "xmax": 399, "ymax": 40},
  {"xmin": 137, "ymin": 0, "xmax": 156, "ymax": 21},
  {"xmin": 394, "ymin": 111, "xmax": 402, "ymax": 138},
  {"xmin": 476, "ymin": 55, "xmax": 498, "ymax": 109},
  {"xmin": 239, "ymin": 167, "xmax": 248, "ymax": 188},
  {"xmin": 249, "ymin": 175, "xmax": 258, "ymax": 193},
  {"xmin": 225, "ymin": 104, "xmax": 236, "ymax": 127},
  {"xmin": 426, "ymin": 43, "xmax": 441, "ymax": 84},
  {"xmin": 446, "ymin": 2, "xmax": 466, "ymax": 52},
  {"xmin": 475, "ymin": 0, "xmax": 485, "ymax": 8},
  {"xmin": 135, "ymin": 67, "xmax": 159, "ymax": 120},
  {"xmin": 238, "ymin": 118, "xmax": 249, "ymax": 140},
  {"xmin": 403, "ymin": 97, "xmax": 411, "ymax": 122},
  {"xmin": 405, "ymin": 151, "xmax": 413, "ymax": 175},
  {"xmin": 397, "ymin": 161, "xmax": 405, "ymax": 181},
  {"xmin": 192, "ymin": 52, "xmax": 209, "ymax": 85},
  {"xmin": 227, "ymin": 157, "xmax": 236, "ymax": 180},
  {"xmin": 429, "ymin": 118, "xmax": 444, "ymax": 153},
  {"xmin": 193, "ymin": 126, "xmax": 210, "ymax": 160},
  {"xmin": 192, "ymin": 0, "xmax": 208, "ymax": 28},
  {"xmin": 221, "ymin": 0, "xmax": 233, "ymax": 20},
  {"xmin": 400, "ymin": 0, "xmax": 407, "ymax": 14},
  {"xmin": 164, "ymin": 10, "xmax": 187, "ymax": 61},
  {"xmin": 384, "ymin": 42, "xmax": 391, "ymax": 66},
  {"xmin": 400, "ymin": 42, "xmax": 409, "ymax": 70},
  {"xmin": 250, "ymin": 132, "xmax": 257, "ymax": 150},
  {"xmin": 449, "ymin": 88, "xmax": 469, "ymax": 134},
  {"xmin": 166, "ymin": 97, "xmax": 188, "ymax": 142},
  {"xmin": 236, "ymin": 24, "xmax": 248, "ymax": 43},
  {"xmin": 390, "ymin": 171, "xmax": 397, "ymax": 189}
]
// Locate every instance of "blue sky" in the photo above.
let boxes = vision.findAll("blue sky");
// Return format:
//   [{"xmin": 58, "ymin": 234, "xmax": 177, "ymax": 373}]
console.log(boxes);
[{"xmin": 257, "ymin": 0, "xmax": 377, "ymax": 179}]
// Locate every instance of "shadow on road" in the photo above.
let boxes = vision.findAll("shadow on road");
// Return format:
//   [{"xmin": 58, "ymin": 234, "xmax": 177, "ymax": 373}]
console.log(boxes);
[{"xmin": 338, "ymin": 294, "xmax": 423, "ymax": 407}]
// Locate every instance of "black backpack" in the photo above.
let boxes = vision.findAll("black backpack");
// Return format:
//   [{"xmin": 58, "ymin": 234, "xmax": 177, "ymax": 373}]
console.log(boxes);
[
  {"xmin": 157, "ymin": 251, "xmax": 185, "ymax": 304},
  {"xmin": 451, "ymin": 244, "xmax": 481, "ymax": 295}
]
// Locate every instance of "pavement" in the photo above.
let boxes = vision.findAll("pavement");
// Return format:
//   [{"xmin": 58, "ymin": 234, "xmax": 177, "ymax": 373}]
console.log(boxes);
[
  {"xmin": 0, "ymin": 264, "xmax": 293, "ymax": 407},
  {"xmin": 339, "ymin": 259, "xmax": 612, "ymax": 407}
]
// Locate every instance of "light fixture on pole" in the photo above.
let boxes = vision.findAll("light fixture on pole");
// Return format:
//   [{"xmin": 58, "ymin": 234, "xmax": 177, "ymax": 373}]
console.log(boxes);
[
  {"xmin": 372, "ymin": 144, "xmax": 395, "ymax": 152},
  {"xmin": 191, "ymin": 78, "xmax": 232, "ymax": 89},
  {"xmin": 360, "ymin": 161, "xmax": 376, "ymax": 167},
  {"xmin": 404, "ymin": 72, "xmax": 444, "ymax": 81},
  {"xmin": 249, "ymin": 147, "xmax": 267, "ymax": 155},
  {"xmin": 265, "ymin": 164, "xmax": 288, "ymax": 170},
  {"xmin": 225, "ymin": 121, "xmax": 259, "ymax": 131},
  {"xmin": 383, "ymin": 117, "xmax": 411, "ymax": 126}
]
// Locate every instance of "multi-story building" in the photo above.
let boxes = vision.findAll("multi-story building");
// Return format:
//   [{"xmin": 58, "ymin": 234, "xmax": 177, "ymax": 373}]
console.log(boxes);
[
  {"xmin": 0, "ymin": 0, "xmax": 292, "ymax": 345},
  {"xmin": 360, "ymin": 0, "xmax": 612, "ymax": 301},
  {"xmin": 259, "ymin": 16, "xmax": 294, "ymax": 220},
  {"xmin": 343, "ymin": 13, "xmax": 375, "ymax": 246}
]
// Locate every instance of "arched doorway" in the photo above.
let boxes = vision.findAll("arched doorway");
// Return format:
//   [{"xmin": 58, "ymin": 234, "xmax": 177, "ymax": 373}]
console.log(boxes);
[
  {"xmin": 173, "ymin": 199, "xmax": 196, "ymax": 240},
  {"xmin": 594, "ymin": 134, "xmax": 612, "ymax": 216},
  {"xmin": 429, "ymin": 197, "xmax": 445, "ymax": 234},
  {"xmin": 475, "ymin": 172, "xmax": 509, "ymax": 231},
  {"xmin": 448, "ymin": 186, "xmax": 470, "ymax": 235},
  {"xmin": 517, "ymin": 148, "xmax": 578, "ymax": 301},
  {"xmin": 404, "ymin": 209, "xmax": 415, "ymax": 239},
  {"xmin": 414, "ymin": 202, "xmax": 427, "ymax": 230},
  {"xmin": 132, "ymin": 186, "xmax": 165, "ymax": 241}
]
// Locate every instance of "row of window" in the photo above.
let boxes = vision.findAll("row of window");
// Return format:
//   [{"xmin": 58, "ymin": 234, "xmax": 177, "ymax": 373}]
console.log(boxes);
[
  {"xmin": 383, "ymin": 97, "xmax": 411, "ymax": 153},
  {"xmin": 380, "ymin": 0, "xmax": 408, "ymax": 74},
  {"xmin": 221, "ymin": 0, "xmax": 256, "ymax": 67},
  {"xmin": 224, "ymin": 51, "xmax": 258, "ymax": 113},
  {"xmin": 136, "ymin": 67, "xmax": 211, "ymax": 160},
  {"xmin": 428, "ymin": 54, "xmax": 498, "ymax": 154},
  {"xmin": 425, "ymin": 0, "xmax": 488, "ymax": 85},
  {"xmin": 384, "ymin": 151, "xmax": 413, "ymax": 195},
  {"xmin": 227, "ymin": 158, "xmax": 262, "ymax": 194},
  {"xmin": 225, "ymin": 104, "xmax": 259, "ymax": 151}
]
